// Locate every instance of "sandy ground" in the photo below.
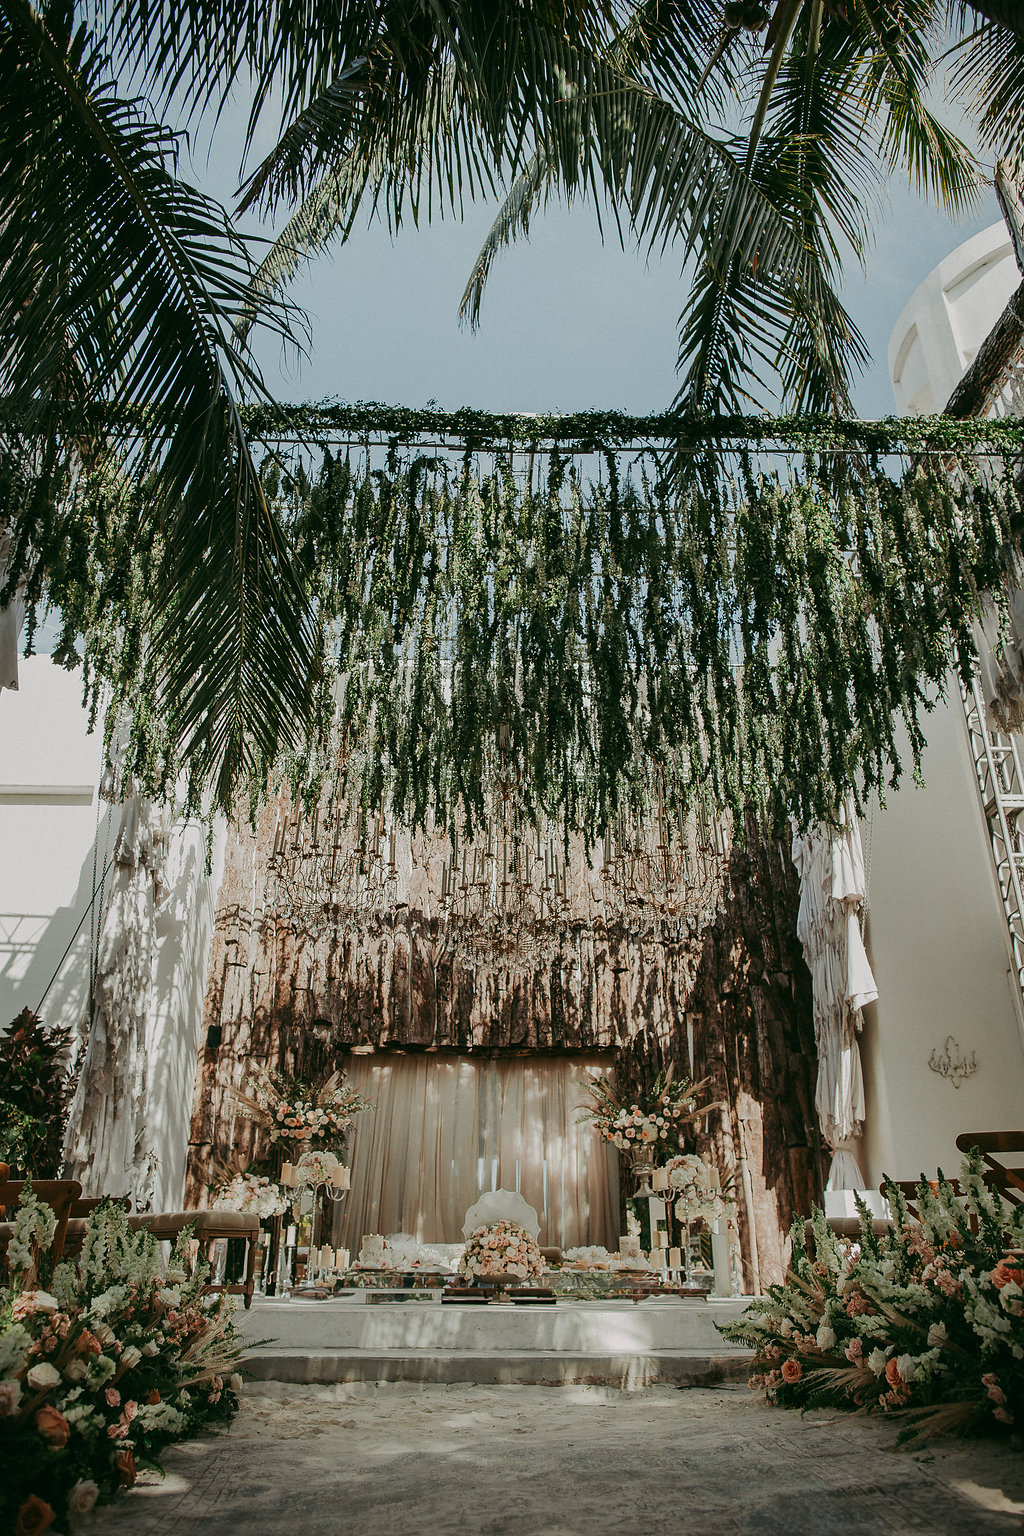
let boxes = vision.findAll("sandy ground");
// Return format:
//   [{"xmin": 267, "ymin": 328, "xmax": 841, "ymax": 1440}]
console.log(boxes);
[{"xmin": 93, "ymin": 1381, "xmax": 1024, "ymax": 1535}]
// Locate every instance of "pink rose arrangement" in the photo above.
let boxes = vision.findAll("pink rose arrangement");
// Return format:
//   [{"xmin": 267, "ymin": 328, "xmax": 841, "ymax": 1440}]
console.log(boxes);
[
  {"xmin": 1, "ymin": 1194, "xmax": 244, "ymax": 1532},
  {"xmin": 235, "ymin": 1065, "xmax": 374, "ymax": 1154},
  {"xmin": 578, "ymin": 1066, "xmax": 720, "ymax": 1154},
  {"xmin": 720, "ymin": 1154, "xmax": 1024, "ymax": 1442},
  {"xmin": 458, "ymin": 1221, "xmax": 545, "ymax": 1283}
]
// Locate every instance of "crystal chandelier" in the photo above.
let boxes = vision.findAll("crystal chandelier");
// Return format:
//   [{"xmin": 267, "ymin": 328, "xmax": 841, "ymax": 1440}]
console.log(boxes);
[{"xmin": 261, "ymin": 779, "xmax": 728, "ymax": 966}]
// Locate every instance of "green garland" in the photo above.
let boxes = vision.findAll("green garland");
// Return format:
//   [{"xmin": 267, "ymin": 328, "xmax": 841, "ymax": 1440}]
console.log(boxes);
[{"xmin": 4, "ymin": 412, "xmax": 1024, "ymax": 834}]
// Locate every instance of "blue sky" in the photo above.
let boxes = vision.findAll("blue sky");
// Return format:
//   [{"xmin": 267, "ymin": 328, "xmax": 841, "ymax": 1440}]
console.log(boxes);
[{"xmin": 195, "ymin": 103, "xmax": 1002, "ymax": 422}]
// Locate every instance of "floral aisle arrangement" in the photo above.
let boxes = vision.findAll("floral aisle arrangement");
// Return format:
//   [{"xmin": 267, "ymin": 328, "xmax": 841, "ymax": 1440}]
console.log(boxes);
[
  {"xmin": 578, "ymin": 1067, "xmax": 717, "ymax": 1154},
  {"xmin": 211, "ymin": 1170, "xmax": 290, "ymax": 1219},
  {"xmin": 0, "ymin": 1190, "xmax": 244, "ymax": 1534},
  {"xmin": 663, "ymin": 1155, "xmax": 735, "ymax": 1229},
  {"xmin": 235, "ymin": 1065, "xmax": 374, "ymax": 1154},
  {"xmin": 458, "ymin": 1221, "xmax": 545, "ymax": 1284},
  {"xmin": 719, "ymin": 1155, "xmax": 1024, "ymax": 1441}
]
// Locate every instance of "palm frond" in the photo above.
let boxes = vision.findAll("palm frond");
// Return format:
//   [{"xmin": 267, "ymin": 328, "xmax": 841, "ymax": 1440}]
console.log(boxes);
[{"xmin": 0, "ymin": 2, "xmax": 320, "ymax": 809}]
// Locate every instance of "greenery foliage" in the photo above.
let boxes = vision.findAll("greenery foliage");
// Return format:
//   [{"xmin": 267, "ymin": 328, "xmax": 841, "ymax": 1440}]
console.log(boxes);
[
  {"xmin": 0, "ymin": 1012, "xmax": 75, "ymax": 1177},
  {"xmin": 0, "ymin": 1193, "xmax": 243, "ymax": 1534},
  {"xmin": 719, "ymin": 1155, "xmax": 1024, "ymax": 1442},
  {"xmin": 15, "ymin": 426, "xmax": 1024, "ymax": 834}
]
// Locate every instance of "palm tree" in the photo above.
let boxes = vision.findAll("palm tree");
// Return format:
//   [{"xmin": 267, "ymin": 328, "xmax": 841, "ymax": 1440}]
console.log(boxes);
[
  {"xmin": 3, "ymin": 1, "xmax": 1021, "ymax": 807},
  {"xmin": 228, "ymin": 1, "xmax": 1022, "ymax": 415}
]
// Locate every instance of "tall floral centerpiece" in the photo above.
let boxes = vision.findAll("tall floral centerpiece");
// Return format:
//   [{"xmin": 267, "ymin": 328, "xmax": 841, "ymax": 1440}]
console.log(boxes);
[
  {"xmin": 235, "ymin": 1065, "xmax": 374, "ymax": 1159},
  {"xmin": 233, "ymin": 1065, "xmax": 374, "ymax": 1289},
  {"xmin": 578, "ymin": 1067, "xmax": 717, "ymax": 1188}
]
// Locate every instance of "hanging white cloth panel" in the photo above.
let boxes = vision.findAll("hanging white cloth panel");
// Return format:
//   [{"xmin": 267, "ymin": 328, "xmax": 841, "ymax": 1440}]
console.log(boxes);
[{"xmin": 335, "ymin": 1053, "xmax": 619, "ymax": 1251}]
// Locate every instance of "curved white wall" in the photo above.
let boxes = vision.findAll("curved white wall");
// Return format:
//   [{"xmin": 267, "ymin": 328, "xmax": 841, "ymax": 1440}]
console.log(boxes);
[{"xmin": 888, "ymin": 222, "xmax": 1019, "ymax": 414}]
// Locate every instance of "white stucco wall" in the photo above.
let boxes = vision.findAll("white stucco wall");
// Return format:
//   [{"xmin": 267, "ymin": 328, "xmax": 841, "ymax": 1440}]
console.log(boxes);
[
  {"xmin": 859, "ymin": 705, "xmax": 1024, "ymax": 1185},
  {"xmin": 888, "ymin": 223, "xmax": 1019, "ymax": 414},
  {"xmin": 0, "ymin": 656, "xmax": 224, "ymax": 1208},
  {"xmin": 863, "ymin": 222, "xmax": 1024, "ymax": 1189}
]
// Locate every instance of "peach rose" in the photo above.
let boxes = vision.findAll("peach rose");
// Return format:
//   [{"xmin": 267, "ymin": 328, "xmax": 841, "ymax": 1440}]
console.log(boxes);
[
  {"xmin": 14, "ymin": 1496, "xmax": 55, "ymax": 1536},
  {"xmin": 116, "ymin": 1448, "xmax": 137, "ymax": 1486},
  {"xmin": 884, "ymin": 1357, "xmax": 902, "ymax": 1388},
  {"xmin": 76, "ymin": 1329, "xmax": 102, "ymax": 1356},
  {"xmin": 35, "ymin": 1405, "xmax": 70, "ymax": 1447},
  {"xmin": 991, "ymin": 1259, "xmax": 1024, "ymax": 1290},
  {"xmin": 780, "ymin": 1358, "xmax": 802, "ymax": 1383}
]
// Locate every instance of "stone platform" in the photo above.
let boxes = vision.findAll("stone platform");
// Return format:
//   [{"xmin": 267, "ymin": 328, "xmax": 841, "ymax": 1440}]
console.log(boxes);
[{"xmin": 239, "ymin": 1294, "xmax": 752, "ymax": 1388}]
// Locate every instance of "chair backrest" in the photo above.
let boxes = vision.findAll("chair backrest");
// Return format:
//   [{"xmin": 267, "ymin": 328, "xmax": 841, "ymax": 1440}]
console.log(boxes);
[
  {"xmin": 955, "ymin": 1132, "xmax": 1024, "ymax": 1204},
  {"xmin": 69, "ymin": 1195, "xmax": 132, "ymax": 1218},
  {"xmin": 462, "ymin": 1189, "xmax": 541, "ymax": 1240},
  {"xmin": 0, "ymin": 1179, "xmax": 83, "ymax": 1266}
]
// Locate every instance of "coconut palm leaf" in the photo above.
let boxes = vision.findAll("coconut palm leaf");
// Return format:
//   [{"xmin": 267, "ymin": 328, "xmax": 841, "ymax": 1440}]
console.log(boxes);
[{"xmin": 0, "ymin": 1, "xmax": 319, "ymax": 808}]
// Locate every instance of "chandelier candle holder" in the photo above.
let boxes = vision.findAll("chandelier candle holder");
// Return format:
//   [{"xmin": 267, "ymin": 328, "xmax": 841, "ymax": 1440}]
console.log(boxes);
[{"xmin": 281, "ymin": 1152, "xmax": 351, "ymax": 1285}]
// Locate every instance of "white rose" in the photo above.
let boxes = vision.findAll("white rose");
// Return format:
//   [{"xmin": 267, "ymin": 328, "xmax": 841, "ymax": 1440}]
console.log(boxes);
[
  {"xmin": 896, "ymin": 1353, "xmax": 916, "ymax": 1382},
  {"xmin": 926, "ymin": 1322, "xmax": 947, "ymax": 1347},
  {"xmin": 141, "ymin": 1341, "xmax": 160, "ymax": 1357},
  {"xmin": 26, "ymin": 1361, "xmax": 61, "ymax": 1391},
  {"xmin": 63, "ymin": 1358, "xmax": 88, "ymax": 1383},
  {"xmin": 120, "ymin": 1345, "xmax": 143, "ymax": 1369},
  {"xmin": 866, "ymin": 1349, "xmax": 888, "ymax": 1376},
  {"xmin": 67, "ymin": 1479, "xmax": 99, "ymax": 1518},
  {"xmin": 229, "ymin": 1373, "xmax": 243, "ymax": 1393},
  {"xmin": 815, "ymin": 1324, "xmax": 836, "ymax": 1352}
]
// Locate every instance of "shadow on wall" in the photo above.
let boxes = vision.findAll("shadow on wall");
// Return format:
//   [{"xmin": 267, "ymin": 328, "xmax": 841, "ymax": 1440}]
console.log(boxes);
[{"xmin": 0, "ymin": 800, "xmax": 119, "ymax": 1038}]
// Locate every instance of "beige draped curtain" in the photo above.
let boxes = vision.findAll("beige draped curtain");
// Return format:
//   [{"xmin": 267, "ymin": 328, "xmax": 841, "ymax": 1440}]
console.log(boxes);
[{"xmin": 334, "ymin": 1053, "xmax": 619, "ymax": 1251}]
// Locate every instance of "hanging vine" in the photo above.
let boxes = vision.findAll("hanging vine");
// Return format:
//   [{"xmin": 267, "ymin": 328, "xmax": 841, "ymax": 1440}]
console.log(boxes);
[{"xmin": 3, "ymin": 411, "xmax": 1023, "ymax": 835}]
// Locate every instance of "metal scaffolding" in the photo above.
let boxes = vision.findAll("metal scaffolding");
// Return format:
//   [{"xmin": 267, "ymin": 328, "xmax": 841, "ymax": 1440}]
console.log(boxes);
[{"xmin": 959, "ymin": 673, "xmax": 1024, "ymax": 1042}]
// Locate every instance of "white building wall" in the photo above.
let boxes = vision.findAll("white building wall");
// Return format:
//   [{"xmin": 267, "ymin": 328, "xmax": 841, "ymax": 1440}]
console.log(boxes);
[
  {"xmin": 863, "ymin": 222, "xmax": 1024, "ymax": 1187},
  {"xmin": 0, "ymin": 655, "xmax": 224, "ymax": 1208}
]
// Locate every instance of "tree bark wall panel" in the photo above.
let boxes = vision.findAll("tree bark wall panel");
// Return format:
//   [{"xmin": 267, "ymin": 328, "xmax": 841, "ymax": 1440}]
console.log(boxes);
[{"xmin": 186, "ymin": 801, "xmax": 826, "ymax": 1282}]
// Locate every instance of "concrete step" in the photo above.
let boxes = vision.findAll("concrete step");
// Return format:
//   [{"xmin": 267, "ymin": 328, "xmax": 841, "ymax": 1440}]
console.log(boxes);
[
  {"xmin": 239, "ymin": 1296, "xmax": 751, "ymax": 1355},
  {"xmin": 242, "ymin": 1347, "xmax": 752, "ymax": 1388},
  {"xmin": 238, "ymin": 1296, "xmax": 753, "ymax": 1387}
]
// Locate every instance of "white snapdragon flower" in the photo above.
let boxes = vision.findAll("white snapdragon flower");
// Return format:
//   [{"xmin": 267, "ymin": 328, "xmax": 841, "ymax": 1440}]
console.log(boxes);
[
  {"xmin": 0, "ymin": 1323, "xmax": 32, "ymax": 1378},
  {"xmin": 0, "ymin": 1379, "xmax": 22, "ymax": 1415}
]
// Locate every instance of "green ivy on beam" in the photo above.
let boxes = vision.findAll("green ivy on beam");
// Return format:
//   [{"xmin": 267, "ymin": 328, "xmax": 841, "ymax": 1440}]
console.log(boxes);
[{"xmin": 241, "ymin": 400, "xmax": 1024, "ymax": 454}]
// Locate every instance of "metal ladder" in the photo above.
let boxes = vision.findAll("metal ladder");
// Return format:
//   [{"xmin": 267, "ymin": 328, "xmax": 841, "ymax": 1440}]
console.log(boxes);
[{"xmin": 959, "ymin": 672, "xmax": 1024, "ymax": 1037}]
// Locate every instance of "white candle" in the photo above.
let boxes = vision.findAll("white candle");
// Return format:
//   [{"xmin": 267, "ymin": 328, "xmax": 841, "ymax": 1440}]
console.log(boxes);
[
  {"xmin": 668, "ymin": 1247, "xmax": 682, "ymax": 1269},
  {"xmin": 331, "ymin": 1166, "xmax": 351, "ymax": 1190},
  {"xmin": 654, "ymin": 1230, "xmax": 668, "ymax": 1248},
  {"xmin": 651, "ymin": 1168, "xmax": 669, "ymax": 1192},
  {"xmin": 652, "ymin": 1249, "xmax": 668, "ymax": 1269}
]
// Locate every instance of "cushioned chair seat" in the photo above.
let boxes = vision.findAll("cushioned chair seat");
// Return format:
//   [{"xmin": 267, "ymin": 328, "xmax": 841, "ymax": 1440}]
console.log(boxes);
[{"xmin": 127, "ymin": 1209, "xmax": 258, "ymax": 1238}]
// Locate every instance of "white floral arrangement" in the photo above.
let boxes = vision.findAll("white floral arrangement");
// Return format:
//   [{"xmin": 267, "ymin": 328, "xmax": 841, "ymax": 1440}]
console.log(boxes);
[
  {"xmin": 563, "ymin": 1245, "xmax": 613, "ymax": 1269},
  {"xmin": 458, "ymin": 1220, "xmax": 545, "ymax": 1283},
  {"xmin": 212, "ymin": 1171, "xmax": 290, "ymax": 1219},
  {"xmin": 665, "ymin": 1154, "xmax": 735, "ymax": 1228},
  {"xmin": 294, "ymin": 1150, "xmax": 348, "ymax": 1189}
]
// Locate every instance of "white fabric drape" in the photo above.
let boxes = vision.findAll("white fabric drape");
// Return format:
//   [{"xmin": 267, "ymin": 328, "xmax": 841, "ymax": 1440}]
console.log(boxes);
[
  {"xmin": 335, "ymin": 1053, "xmax": 619, "ymax": 1251},
  {"xmin": 791, "ymin": 793, "xmax": 878, "ymax": 1191}
]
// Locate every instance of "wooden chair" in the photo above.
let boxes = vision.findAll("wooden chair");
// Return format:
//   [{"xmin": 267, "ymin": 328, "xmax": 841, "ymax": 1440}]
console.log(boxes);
[
  {"xmin": 955, "ymin": 1132, "xmax": 1024, "ymax": 1205},
  {"xmin": 0, "ymin": 1178, "xmax": 83, "ymax": 1269},
  {"xmin": 127, "ymin": 1208, "xmax": 261, "ymax": 1308}
]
